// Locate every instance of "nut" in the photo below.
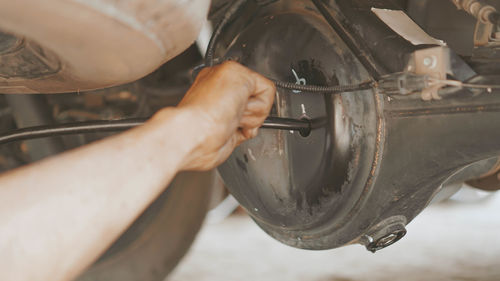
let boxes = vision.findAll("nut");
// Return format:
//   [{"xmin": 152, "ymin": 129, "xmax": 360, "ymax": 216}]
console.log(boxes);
[{"xmin": 423, "ymin": 56, "xmax": 437, "ymax": 69}]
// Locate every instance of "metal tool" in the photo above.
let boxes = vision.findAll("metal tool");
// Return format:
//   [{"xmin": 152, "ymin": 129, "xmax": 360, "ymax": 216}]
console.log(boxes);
[
  {"xmin": 0, "ymin": 116, "xmax": 312, "ymax": 145},
  {"xmin": 261, "ymin": 116, "xmax": 311, "ymax": 132}
]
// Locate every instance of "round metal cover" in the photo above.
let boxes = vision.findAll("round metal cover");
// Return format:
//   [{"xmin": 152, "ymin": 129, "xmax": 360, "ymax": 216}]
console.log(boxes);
[{"xmin": 218, "ymin": 9, "xmax": 378, "ymax": 249}]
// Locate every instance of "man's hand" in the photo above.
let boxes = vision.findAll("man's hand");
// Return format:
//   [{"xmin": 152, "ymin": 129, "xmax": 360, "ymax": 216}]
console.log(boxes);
[
  {"xmin": 153, "ymin": 61, "xmax": 276, "ymax": 171},
  {"xmin": 0, "ymin": 61, "xmax": 275, "ymax": 281}
]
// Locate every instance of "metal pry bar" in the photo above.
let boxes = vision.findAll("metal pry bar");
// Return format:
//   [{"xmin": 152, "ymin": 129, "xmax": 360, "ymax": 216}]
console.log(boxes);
[{"xmin": 0, "ymin": 116, "xmax": 313, "ymax": 145}]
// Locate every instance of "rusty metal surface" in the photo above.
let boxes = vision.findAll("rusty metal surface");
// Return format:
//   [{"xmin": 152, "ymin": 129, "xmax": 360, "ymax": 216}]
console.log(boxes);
[
  {"xmin": 218, "ymin": 5, "xmax": 379, "ymax": 249},
  {"xmin": 217, "ymin": 0, "xmax": 500, "ymax": 251},
  {"xmin": 412, "ymin": 47, "xmax": 449, "ymax": 100},
  {"xmin": 467, "ymin": 159, "xmax": 500, "ymax": 191}
]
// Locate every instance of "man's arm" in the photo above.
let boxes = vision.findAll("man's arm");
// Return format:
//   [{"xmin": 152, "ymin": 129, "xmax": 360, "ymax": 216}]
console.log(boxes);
[{"xmin": 0, "ymin": 61, "xmax": 275, "ymax": 281}]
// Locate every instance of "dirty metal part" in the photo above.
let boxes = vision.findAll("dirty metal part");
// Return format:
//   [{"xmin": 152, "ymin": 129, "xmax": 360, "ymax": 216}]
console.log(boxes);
[
  {"xmin": 261, "ymin": 117, "xmax": 313, "ymax": 136},
  {"xmin": 219, "ymin": 4, "xmax": 379, "ymax": 250},
  {"xmin": 377, "ymin": 73, "xmax": 431, "ymax": 96},
  {"xmin": 311, "ymin": 0, "xmax": 386, "ymax": 78},
  {"xmin": 217, "ymin": 0, "xmax": 500, "ymax": 252},
  {"xmin": 315, "ymin": 0, "xmax": 420, "ymax": 77},
  {"xmin": 205, "ymin": 0, "xmax": 375, "ymax": 95},
  {"xmin": 470, "ymin": 45, "xmax": 500, "ymax": 72},
  {"xmin": 450, "ymin": 0, "xmax": 499, "ymax": 46},
  {"xmin": 430, "ymin": 157, "xmax": 499, "ymax": 203},
  {"xmin": 451, "ymin": 0, "xmax": 499, "ymax": 25},
  {"xmin": 0, "ymin": 116, "xmax": 314, "ymax": 145},
  {"xmin": 445, "ymin": 157, "xmax": 500, "ymax": 184},
  {"xmin": 467, "ymin": 173, "xmax": 500, "ymax": 191},
  {"xmin": 474, "ymin": 19, "xmax": 495, "ymax": 46},
  {"xmin": 467, "ymin": 159, "xmax": 500, "ymax": 191},
  {"xmin": 407, "ymin": 47, "xmax": 450, "ymax": 100},
  {"xmin": 408, "ymin": 0, "xmax": 477, "ymax": 56},
  {"xmin": 361, "ymin": 216, "xmax": 407, "ymax": 253},
  {"xmin": 208, "ymin": 1, "xmax": 486, "ymax": 100}
]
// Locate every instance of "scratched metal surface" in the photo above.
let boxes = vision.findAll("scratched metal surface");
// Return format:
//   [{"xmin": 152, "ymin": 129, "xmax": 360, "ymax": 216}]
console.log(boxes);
[
  {"xmin": 217, "ymin": 0, "xmax": 500, "ymax": 252},
  {"xmin": 168, "ymin": 192, "xmax": 500, "ymax": 281},
  {"xmin": 217, "ymin": 7, "xmax": 378, "ymax": 250}
]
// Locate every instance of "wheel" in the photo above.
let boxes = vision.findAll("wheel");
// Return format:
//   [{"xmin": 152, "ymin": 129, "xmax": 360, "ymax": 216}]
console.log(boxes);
[{"xmin": 75, "ymin": 171, "xmax": 215, "ymax": 281}]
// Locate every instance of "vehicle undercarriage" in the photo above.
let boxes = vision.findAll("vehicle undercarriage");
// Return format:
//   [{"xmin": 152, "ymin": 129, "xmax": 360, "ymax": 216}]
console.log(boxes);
[{"xmin": 0, "ymin": 0, "xmax": 498, "ymax": 280}]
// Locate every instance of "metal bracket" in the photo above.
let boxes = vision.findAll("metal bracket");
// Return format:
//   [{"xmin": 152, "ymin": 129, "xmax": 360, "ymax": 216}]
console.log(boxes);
[
  {"xmin": 450, "ymin": 0, "xmax": 499, "ymax": 46},
  {"xmin": 406, "ymin": 47, "xmax": 451, "ymax": 101},
  {"xmin": 377, "ymin": 72, "xmax": 430, "ymax": 96},
  {"xmin": 474, "ymin": 19, "xmax": 495, "ymax": 46}
]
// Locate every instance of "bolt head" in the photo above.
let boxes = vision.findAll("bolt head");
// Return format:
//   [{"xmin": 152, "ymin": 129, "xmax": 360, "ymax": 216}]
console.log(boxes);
[
  {"xmin": 366, "ymin": 229, "xmax": 407, "ymax": 253},
  {"xmin": 376, "ymin": 233, "xmax": 398, "ymax": 247},
  {"xmin": 423, "ymin": 57, "xmax": 436, "ymax": 68}
]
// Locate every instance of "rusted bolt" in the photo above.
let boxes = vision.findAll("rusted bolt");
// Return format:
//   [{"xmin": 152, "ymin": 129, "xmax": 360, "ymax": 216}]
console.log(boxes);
[{"xmin": 362, "ymin": 216, "xmax": 407, "ymax": 253}]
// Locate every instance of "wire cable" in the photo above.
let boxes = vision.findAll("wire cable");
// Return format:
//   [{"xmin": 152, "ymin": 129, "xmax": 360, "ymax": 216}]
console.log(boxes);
[
  {"xmin": 430, "ymin": 78, "xmax": 500, "ymax": 90},
  {"xmin": 272, "ymin": 79, "xmax": 375, "ymax": 93},
  {"xmin": 461, "ymin": 82, "xmax": 500, "ymax": 90},
  {"xmin": 205, "ymin": 0, "xmax": 375, "ymax": 94}
]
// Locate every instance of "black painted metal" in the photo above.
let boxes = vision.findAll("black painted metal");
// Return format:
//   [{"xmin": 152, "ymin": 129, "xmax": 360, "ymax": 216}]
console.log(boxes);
[
  {"xmin": 218, "ymin": 0, "xmax": 500, "ymax": 250},
  {"xmin": 311, "ymin": 0, "xmax": 386, "ymax": 78},
  {"xmin": 0, "ymin": 117, "xmax": 312, "ymax": 145},
  {"xmin": 218, "ymin": 5, "xmax": 379, "ymax": 249},
  {"xmin": 261, "ymin": 117, "xmax": 312, "ymax": 135},
  {"xmin": 321, "ymin": 0, "xmax": 420, "ymax": 75}
]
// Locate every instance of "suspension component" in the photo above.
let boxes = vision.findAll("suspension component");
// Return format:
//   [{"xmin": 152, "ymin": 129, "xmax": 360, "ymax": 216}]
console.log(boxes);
[{"xmin": 450, "ymin": 0, "xmax": 500, "ymax": 46}]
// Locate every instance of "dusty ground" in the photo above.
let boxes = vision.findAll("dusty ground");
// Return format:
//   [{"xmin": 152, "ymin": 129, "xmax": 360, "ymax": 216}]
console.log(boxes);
[{"xmin": 168, "ymin": 191, "xmax": 500, "ymax": 281}]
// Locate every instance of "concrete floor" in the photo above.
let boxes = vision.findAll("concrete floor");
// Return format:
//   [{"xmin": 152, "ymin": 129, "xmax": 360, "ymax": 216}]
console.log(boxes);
[{"xmin": 168, "ymin": 191, "xmax": 500, "ymax": 281}]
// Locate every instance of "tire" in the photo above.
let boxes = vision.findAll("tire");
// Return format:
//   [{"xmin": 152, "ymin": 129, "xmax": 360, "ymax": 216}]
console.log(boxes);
[{"xmin": 75, "ymin": 171, "xmax": 215, "ymax": 281}]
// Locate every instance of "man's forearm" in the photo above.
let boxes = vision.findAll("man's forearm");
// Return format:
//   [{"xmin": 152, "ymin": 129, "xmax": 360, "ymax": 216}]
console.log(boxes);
[
  {"xmin": 0, "ymin": 61, "xmax": 275, "ymax": 281},
  {"xmin": 0, "ymin": 108, "xmax": 199, "ymax": 281}
]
